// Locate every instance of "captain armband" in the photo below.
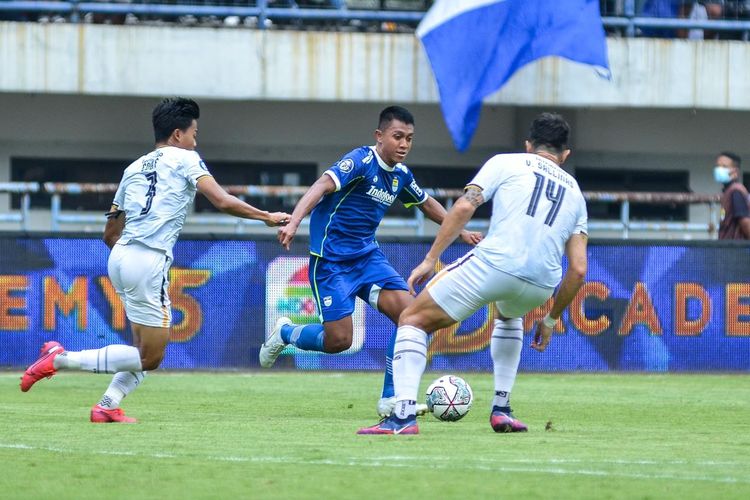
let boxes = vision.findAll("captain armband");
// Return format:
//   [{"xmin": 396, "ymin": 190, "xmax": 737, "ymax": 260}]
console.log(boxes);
[{"xmin": 105, "ymin": 209, "xmax": 124, "ymax": 220}]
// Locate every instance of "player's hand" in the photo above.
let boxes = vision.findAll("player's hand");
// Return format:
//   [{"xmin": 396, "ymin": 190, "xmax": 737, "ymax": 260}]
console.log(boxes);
[
  {"xmin": 277, "ymin": 221, "xmax": 299, "ymax": 251},
  {"xmin": 459, "ymin": 230, "xmax": 483, "ymax": 246},
  {"xmin": 531, "ymin": 321, "xmax": 553, "ymax": 352},
  {"xmin": 407, "ymin": 258, "xmax": 436, "ymax": 295},
  {"xmin": 266, "ymin": 212, "xmax": 291, "ymax": 227}
]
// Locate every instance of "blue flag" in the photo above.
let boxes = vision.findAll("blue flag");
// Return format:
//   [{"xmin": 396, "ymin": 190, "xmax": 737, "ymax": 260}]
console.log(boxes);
[{"xmin": 417, "ymin": 0, "xmax": 610, "ymax": 151}]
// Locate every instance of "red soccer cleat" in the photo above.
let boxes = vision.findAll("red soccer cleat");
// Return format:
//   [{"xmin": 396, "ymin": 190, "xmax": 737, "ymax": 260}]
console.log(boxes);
[
  {"xmin": 490, "ymin": 407, "xmax": 528, "ymax": 433},
  {"xmin": 20, "ymin": 341, "xmax": 65, "ymax": 392},
  {"xmin": 90, "ymin": 405, "xmax": 137, "ymax": 424}
]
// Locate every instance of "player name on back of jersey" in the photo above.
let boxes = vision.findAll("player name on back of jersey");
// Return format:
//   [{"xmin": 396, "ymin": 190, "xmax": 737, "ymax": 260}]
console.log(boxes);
[
  {"xmin": 366, "ymin": 185, "xmax": 397, "ymax": 206},
  {"xmin": 530, "ymin": 156, "xmax": 575, "ymax": 189},
  {"xmin": 141, "ymin": 150, "xmax": 162, "ymax": 172}
]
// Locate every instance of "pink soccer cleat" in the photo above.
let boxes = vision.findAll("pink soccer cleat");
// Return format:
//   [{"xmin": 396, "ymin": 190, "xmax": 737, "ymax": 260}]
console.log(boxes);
[
  {"xmin": 357, "ymin": 416, "xmax": 419, "ymax": 435},
  {"xmin": 90, "ymin": 405, "xmax": 137, "ymax": 424},
  {"xmin": 490, "ymin": 407, "xmax": 528, "ymax": 433},
  {"xmin": 20, "ymin": 341, "xmax": 65, "ymax": 392}
]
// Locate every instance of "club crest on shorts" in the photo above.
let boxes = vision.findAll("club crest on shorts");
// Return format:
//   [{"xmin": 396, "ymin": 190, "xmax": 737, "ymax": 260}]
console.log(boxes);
[
  {"xmin": 391, "ymin": 178, "xmax": 399, "ymax": 192},
  {"xmin": 323, "ymin": 296, "xmax": 333, "ymax": 307}
]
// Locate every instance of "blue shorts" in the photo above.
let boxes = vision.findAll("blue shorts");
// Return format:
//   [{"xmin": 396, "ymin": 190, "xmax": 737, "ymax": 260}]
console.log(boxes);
[{"xmin": 309, "ymin": 248, "xmax": 408, "ymax": 323}]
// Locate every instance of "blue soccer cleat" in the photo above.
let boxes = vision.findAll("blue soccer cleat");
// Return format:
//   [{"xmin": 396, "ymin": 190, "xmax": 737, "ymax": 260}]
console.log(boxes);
[{"xmin": 357, "ymin": 415, "xmax": 419, "ymax": 435}]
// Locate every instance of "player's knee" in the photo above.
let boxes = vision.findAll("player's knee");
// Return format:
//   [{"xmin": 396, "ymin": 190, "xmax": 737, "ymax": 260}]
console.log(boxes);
[
  {"xmin": 398, "ymin": 307, "xmax": 425, "ymax": 329},
  {"xmin": 140, "ymin": 352, "xmax": 164, "ymax": 371},
  {"xmin": 324, "ymin": 334, "xmax": 352, "ymax": 353}
]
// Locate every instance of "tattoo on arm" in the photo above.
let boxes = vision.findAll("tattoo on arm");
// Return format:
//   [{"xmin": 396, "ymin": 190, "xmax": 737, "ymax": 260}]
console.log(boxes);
[{"xmin": 462, "ymin": 187, "xmax": 484, "ymax": 208}]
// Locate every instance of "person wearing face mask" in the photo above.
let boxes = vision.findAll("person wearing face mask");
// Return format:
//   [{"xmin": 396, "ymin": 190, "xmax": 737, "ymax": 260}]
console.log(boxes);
[{"xmin": 714, "ymin": 151, "xmax": 750, "ymax": 240}]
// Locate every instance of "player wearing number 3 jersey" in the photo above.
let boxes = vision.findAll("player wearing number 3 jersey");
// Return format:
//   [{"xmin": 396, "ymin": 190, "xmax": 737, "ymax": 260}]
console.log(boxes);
[
  {"xmin": 20, "ymin": 98, "xmax": 290, "ymax": 423},
  {"xmin": 359, "ymin": 112, "xmax": 588, "ymax": 435}
]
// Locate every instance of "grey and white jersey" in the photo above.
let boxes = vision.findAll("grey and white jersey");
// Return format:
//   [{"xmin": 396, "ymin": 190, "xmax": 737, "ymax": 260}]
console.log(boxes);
[
  {"xmin": 467, "ymin": 153, "xmax": 587, "ymax": 289},
  {"xmin": 112, "ymin": 146, "xmax": 211, "ymax": 258}
]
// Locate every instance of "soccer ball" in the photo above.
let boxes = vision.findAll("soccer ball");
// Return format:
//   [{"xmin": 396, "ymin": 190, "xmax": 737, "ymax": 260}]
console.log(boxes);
[{"xmin": 425, "ymin": 375, "xmax": 473, "ymax": 421}]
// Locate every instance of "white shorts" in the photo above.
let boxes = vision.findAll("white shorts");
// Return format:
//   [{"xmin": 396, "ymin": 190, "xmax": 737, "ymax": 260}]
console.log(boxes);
[
  {"xmin": 426, "ymin": 252, "xmax": 554, "ymax": 321},
  {"xmin": 108, "ymin": 241, "xmax": 172, "ymax": 328}
]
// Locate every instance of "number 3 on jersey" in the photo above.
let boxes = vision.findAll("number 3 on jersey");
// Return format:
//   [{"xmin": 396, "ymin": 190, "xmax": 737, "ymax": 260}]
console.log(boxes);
[
  {"xmin": 140, "ymin": 171, "xmax": 157, "ymax": 215},
  {"xmin": 526, "ymin": 172, "xmax": 566, "ymax": 226}
]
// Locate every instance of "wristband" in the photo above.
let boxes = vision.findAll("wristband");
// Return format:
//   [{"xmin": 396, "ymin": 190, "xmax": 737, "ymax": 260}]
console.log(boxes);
[{"xmin": 541, "ymin": 314, "xmax": 557, "ymax": 328}]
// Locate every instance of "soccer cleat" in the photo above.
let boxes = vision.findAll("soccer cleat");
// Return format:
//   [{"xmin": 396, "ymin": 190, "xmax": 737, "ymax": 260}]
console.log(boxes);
[
  {"xmin": 376, "ymin": 397, "xmax": 429, "ymax": 418},
  {"xmin": 259, "ymin": 316, "xmax": 292, "ymax": 368},
  {"xmin": 90, "ymin": 405, "xmax": 137, "ymax": 424},
  {"xmin": 490, "ymin": 406, "xmax": 528, "ymax": 433},
  {"xmin": 20, "ymin": 341, "xmax": 65, "ymax": 392},
  {"xmin": 357, "ymin": 415, "xmax": 419, "ymax": 435}
]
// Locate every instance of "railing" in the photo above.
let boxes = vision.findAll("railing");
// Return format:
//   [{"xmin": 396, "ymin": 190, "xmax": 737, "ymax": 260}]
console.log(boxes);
[
  {"xmin": 0, "ymin": 183, "xmax": 39, "ymax": 230},
  {"xmin": 1, "ymin": 1, "xmax": 750, "ymax": 38},
  {"xmin": 0, "ymin": 182, "xmax": 722, "ymax": 238}
]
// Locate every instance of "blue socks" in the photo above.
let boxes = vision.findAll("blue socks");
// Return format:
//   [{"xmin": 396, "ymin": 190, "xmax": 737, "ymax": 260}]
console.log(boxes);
[
  {"xmin": 280, "ymin": 323, "xmax": 325, "ymax": 352},
  {"xmin": 381, "ymin": 327, "xmax": 397, "ymax": 399}
]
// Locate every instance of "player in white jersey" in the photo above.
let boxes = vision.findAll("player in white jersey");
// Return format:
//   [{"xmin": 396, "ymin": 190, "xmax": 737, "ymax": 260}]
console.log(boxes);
[
  {"xmin": 20, "ymin": 97, "xmax": 290, "ymax": 422},
  {"xmin": 359, "ymin": 113, "xmax": 588, "ymax": 435}
]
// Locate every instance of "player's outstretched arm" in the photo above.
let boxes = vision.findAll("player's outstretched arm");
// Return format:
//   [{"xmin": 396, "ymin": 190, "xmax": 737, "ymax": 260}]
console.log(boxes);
[
  {"xmin": 532, "ymin": 233, "xmax": 588, "ymax": 352},
  {"xmin": 417, "ymin": 194, "xmax": 483, "ymax": 245},
  {"xmin": 278, "ymin": 174, "xmax": 336, "ymax": 251},
  {"xmin": 407, "ymin": 192, "xmax": 483, "ymax": 295},
  {"xmin": 197, "ymin": 176, "xmax": 290, "ymax": 227},
  {"xmin": 103, "ymin": 205, "xmax": 125, "ymax": 249}
]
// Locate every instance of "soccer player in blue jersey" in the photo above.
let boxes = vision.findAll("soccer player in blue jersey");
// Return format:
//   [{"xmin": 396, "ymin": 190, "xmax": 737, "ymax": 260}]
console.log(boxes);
[{"xmin": 261, "ymin": 106, "xmax": 482, "ymax": 417}]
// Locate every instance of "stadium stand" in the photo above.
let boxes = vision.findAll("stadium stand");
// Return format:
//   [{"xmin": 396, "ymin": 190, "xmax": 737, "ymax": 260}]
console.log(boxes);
[{"xmin": 0, "ymin": 0, "xmax": 749, "ymax": 37}]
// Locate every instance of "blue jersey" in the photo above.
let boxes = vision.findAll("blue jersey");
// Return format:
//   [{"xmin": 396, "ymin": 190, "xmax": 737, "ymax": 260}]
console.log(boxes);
[{"xmin": 309, "ymin": 146, "xmax": 428, "ymax": 261}]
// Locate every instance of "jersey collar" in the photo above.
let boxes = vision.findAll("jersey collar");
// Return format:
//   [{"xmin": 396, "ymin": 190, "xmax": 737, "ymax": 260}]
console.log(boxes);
[{"xmin": 370, "ymin": 146, "xmax": 399, "ymax": 172}]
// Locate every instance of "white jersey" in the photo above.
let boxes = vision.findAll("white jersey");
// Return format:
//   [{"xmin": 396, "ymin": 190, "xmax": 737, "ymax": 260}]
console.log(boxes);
[
  {"xmin": 468, "ymin": 153, "xmax": 587, "ymax": 289},
  {"xmin": 112, "ymin": 146, "xmax": 212, "ymax": 258}
]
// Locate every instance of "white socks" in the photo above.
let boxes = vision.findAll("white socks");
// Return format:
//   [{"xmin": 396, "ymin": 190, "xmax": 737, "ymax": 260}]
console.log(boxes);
[
  {"xmin": 491, "ymin": 318, "xmax": 523, "ymax": 408},
  {"xmin": 392, "ymin": 325, "xmax": 428, "ymax": 405},
  {"xmin": 54, "ymin": 345, "xmax": 143, "ymax": 374},
  {"xmin": 98, "ymin": 371, "xmax": 146, "ymax": 409}
]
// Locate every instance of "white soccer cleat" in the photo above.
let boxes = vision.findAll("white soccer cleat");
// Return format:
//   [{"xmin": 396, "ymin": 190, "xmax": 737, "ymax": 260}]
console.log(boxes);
[
  {"xmin": 376, "ymin": 396, "xmax": 429, "ymax": 418},
  {"xmin": 259, "ymin": 317, "xmax": 292, "ymax": 368}
]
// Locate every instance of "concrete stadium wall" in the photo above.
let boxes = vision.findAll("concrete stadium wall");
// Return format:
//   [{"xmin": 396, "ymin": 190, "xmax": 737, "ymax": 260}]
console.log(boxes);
[
  {"xmin": 2, "ymin": 22, "xmax": 750, "ymax": 110},
  {"xmin": 1, "ymin": 22, "xmax": 749, "ymax": 235}
]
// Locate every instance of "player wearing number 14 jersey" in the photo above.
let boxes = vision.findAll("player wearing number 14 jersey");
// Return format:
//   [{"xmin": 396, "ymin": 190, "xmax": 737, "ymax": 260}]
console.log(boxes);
[
  {"xmin": 360, "ymin": 112, "xmax": 588, "ymax": 435},
  {"xmin": 20, "ymin": 98, "xmax": 290, "ymax": 422}
]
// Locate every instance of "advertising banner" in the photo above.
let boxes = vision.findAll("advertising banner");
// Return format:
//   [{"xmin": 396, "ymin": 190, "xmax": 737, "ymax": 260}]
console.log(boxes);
[{"xmin": 0, "ymin": 236, "xmax": 748, "ymax": 371}]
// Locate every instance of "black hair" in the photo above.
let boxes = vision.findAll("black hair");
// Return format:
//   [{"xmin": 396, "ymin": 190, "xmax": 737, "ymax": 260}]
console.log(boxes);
[
  {"xmin": 378, "ymin": 106, "xmax": 415, "ymax": 130},
  {"xmin": 152, "ymin": 97, "xmax": 200, "ymax": 143},
  {"xmin": 528, "ymin": 112, "xmax": 570, "ymax": 153},
  {"xmin": 719, "ymin": 151, "xmax": 742, "ymax": 170}
]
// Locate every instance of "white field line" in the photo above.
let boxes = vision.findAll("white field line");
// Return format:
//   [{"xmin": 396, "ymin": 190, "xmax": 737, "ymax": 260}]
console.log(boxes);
[{"xmin": 1, "ymin": 443, "xmax": 748, "ymax": 485}]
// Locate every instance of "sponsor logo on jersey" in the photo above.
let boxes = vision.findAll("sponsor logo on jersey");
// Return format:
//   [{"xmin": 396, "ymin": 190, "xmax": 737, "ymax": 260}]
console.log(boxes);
[
  {"xmin": 199, "ymin": 160, "xmax": 208, "ymax": 171},
  {"xmin": 391, "ymin": 178, "xmax": 399, "ymax": 193},
  {"xmin": 373, "ymin": 175, "xmax": 378, "ymax": 182},
  {"xmin": 338, "ymin": 159, "xmax": 354, "ymax": 173},
  {"xmin": 323, "ymin": 296, "xmax": 333, "ymax": 307},
  {"xmin": 363, "ymin": 150, "xmax": 374, "ymax": 164},
  {"xmin": 366, "ymin": 186, "xmax": 397, "ymax": 205},
  {"xmin": 409, "ymin": 179, "xmax": 423, "ymax": 198}
]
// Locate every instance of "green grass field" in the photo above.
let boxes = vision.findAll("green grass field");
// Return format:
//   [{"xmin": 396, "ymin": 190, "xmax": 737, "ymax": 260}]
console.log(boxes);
[{"xmin": 1, "ymin": 371, "xmax": 749, "ymax": 499}]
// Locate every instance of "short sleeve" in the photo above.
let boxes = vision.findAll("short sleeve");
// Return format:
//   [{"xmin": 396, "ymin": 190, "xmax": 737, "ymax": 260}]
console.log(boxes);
[
  {"xmin": 324, "ymin": 153, "xmax": 367, "ymax": 192},
  {"xmin": 574, "ymin": 198, "xmax": 589, "ymax": 235},
  {"xmin": 112, "ymin": 171, "xmax": 127, "ymax": 208},
  {"xmin": 397, "ymin": 170, "xmax": 429, "ymax": 208},
  {"xmin": 466, "ymin": 155, "xmax": 507, "ymax": 201},
  {"xmin": 731, "ymin": 190, "xmax": 750, "ymax": 218},
  {"xmin": 184, "ymin": 151, "xmax": 212, "ymax": 187}
]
